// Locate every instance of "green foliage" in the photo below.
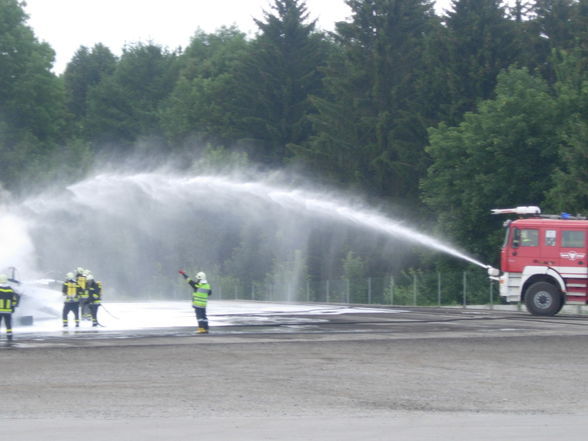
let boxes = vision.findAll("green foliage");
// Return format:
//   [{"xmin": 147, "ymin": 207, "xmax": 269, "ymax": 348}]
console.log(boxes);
[
  {"xmin": 159, "ymin": 27, "xmax": 250, "ymax": 147},
  {"xmin": 442, "ymin": 0, "xmax": 521, "ymax": 120},
  {"xmin": 63, "ymin": 44, "xmax": 117, "ymax": 121},
  {"xmin": 236, "ymin": 0, "xmax": 330, "ymax": 164},
  {"xmin": 298, "ymin": 0, "xmax": 439, "ymax": 202},
  {"xmin": 83, "ymin": 43, "xmax": 179, "ymax": 148},
  {"xmin": 422, "ymin": 67, "xmax": 560, "ymax": 260},
  {"xmin": 0, "ymin": 0, "xmax": 68, "ymax": 191},
  {"xmin": 545, "ymin": 49, "xmax": 588, "ymax": 213},
  {"xmin": 341, "ymin": 251, "xmax": 368, "ymax": 302}
]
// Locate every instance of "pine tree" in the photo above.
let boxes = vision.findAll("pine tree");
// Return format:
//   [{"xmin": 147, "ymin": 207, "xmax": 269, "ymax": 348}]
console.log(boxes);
[
  {"xmin": 297, "ymin": 0, "xmax": 438, "ymax": 202},
  {"xmin": 442, "ymin": 0, "xmax": 520, "ymax": 120},
  {"xmin": 237, "ymin": 0, "xmax": 330, "ymax": 164}
]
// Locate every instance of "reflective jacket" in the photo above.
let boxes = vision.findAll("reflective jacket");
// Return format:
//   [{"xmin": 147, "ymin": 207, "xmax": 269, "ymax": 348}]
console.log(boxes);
[
  {"xmin": 188, "ymin": 280, "xmax": 212, "ymax": 308},
  {"xmin": 0, "ymin": 284, "xmax": 18, "ymax": 313},
  {"xmin": 62, "ymin": 279, "xmax": 81, "ymax": 303}
]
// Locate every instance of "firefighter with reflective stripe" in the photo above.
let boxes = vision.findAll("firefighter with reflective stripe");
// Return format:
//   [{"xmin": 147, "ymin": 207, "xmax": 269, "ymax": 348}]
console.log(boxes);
[
  {"xmin": 76, "ymin": 267, "xmax": 91, "ymax": 321},
  {"xmin": 87, "ymin": 275, "xmax": 102, "ymax": 327},
  {"xmin": 62, "ymin": 272, "xmax": 81, "ymax": 327},
  {"xmin": 179, "ymin": 270, "xmax": 212, "ymax": 334},
  {"xmin": 0, "ymin": 274, "xmax": 19, "ymax": 341}
]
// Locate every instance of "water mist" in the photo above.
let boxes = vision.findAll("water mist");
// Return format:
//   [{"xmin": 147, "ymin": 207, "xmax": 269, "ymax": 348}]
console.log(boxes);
[{"xmin": 1, "ymin": 169, "xmax": 485, "ymax": 318}]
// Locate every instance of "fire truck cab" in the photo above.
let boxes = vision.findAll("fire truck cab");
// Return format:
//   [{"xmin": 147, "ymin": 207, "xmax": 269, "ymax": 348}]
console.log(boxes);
[{"xmin": 489, "ymin": 206, "xmax": 588, "ymax": 316}]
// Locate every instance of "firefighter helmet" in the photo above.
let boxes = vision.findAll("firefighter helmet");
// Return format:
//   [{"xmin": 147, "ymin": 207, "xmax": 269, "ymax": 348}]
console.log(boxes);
[
  {"xmin": 0, "ymin": 274, "xmax": 7, "ymax": 284},
  {"xmin": 66, "ymin": 272, "xmax": 74, "ymax": 280},
  {"xmin": 196, "ymin": 272, "xmax": 206, "ymax": 280}
]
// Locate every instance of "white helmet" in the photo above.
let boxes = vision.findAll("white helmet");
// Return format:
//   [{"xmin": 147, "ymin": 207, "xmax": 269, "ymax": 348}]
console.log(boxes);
[
  {"xmin": 76, "ymin": 267, "xmax": 84, "ymax": 274},
  {"xmin": 87, "ymin": 274, "xmax": 94, "ymax": 281},
  {"xmin": 66, "ymin": 272, "xmax": 74, "ymax": 279},
  {"xmin": 84, "ymin": 269, "xmax": 91, "ymax": 276},
  {"xmin": 0, "ymin": 274, "xmax": 7, "ymax": 284},
  {"xmin": 195, "ymin": 272, "xmax": 206, "ymax": 280}
]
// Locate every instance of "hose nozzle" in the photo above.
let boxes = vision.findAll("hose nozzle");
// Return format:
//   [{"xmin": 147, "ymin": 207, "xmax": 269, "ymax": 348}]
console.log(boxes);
[{"xmin": 486, "ymin": 265, "xmax": 500, "ymax": 278}]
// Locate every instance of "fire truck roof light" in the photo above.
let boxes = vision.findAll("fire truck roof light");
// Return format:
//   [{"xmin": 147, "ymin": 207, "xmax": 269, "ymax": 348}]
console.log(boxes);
[{"xmin": 490, "ymin": 206, "xmax": 541, "ymax": 215}]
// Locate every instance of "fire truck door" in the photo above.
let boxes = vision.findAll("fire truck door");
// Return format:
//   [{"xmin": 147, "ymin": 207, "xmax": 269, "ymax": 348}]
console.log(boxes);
[
  {"xmin": 539, "ymin": 228, "xmax": 560, "ymax": 266},
  {"xmin": 506, "ymin": 227, "xmax": 540, "ymax": 273}
]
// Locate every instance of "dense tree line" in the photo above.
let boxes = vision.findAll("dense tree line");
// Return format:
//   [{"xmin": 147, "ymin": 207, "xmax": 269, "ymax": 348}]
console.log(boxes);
[{"xmin": 1, "ymin": 0, "xmax": 588, "ymax": 286}]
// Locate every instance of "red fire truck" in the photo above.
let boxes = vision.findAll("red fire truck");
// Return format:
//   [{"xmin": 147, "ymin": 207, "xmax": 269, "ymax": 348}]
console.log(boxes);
[{"xmin": 488, "ymin": 206, "xmax": 588, "ymax": 316}]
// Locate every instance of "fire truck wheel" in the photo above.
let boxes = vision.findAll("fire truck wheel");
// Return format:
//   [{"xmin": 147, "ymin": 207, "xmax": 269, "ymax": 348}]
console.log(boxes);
[{"xmin": 524, "ymin": 282, "xmax": 562, "ymax": 316}]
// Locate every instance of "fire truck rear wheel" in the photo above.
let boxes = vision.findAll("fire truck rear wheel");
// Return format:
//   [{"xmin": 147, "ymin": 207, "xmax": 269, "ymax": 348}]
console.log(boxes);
[{"xmin": 524, "ymin": 282, "xmax": 562, "ymax": 316}]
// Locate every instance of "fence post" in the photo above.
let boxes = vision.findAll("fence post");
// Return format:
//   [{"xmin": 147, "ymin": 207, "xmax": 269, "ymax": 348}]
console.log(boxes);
[
  {"xmin": 368, "ymin": 277, "xmax": 372, "ymax": 304},
  {"xmin": 326, "ymin": 279, "xmax": 330, "ymax": 303},
  {"xmin": 489, "ymin": 280, "xmax": 494, "ymax": 309},
  {"xmin": 462, "ymin": 271, "xmax": 467, "ymax": 308},
  {"xmin": 437, "ymin": 271, "xmax": 442, "ymax": 306},
  {"xmin": 346, "ymin": 279, "xmax": 350, "ymax": 304},
  {"xmin": 251, "ymin": 283, "xmax": 255, "ymax": 301},
  {"xmin": 413, "ymin": 273, "xmax": 417, "ymax": 306},
  {"xmin": 390, "ymin": 276, "xmax": 395, "ymax": 305},
  {"xmin": 306, "ymin": 279, "xmax": 310, "ymax": 303}
]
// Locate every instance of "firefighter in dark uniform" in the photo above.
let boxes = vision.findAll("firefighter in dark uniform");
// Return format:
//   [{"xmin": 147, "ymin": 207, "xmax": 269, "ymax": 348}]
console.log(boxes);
[
  {"xmin": 87, "ymin": 274, "xmax": 102, "ymax": 327},
  {"xmin": 76, "ymin": 267, "xmax": 91, "ymax": 321},
  {"xmin": 179, "ymin": 270, "xmax": 212, "ymax": 334},
  {"xmin": 0, "ymin": 274, "xmax": 19, "ymax": 341},
  {"xmin": 62, "ymin": 272, "xmax": 81, "ymax": 327}
]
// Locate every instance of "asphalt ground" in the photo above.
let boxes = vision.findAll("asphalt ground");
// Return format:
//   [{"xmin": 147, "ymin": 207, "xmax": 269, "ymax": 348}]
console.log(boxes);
[{"xmin": 1, "ymin": 305, "xmax": 588, "ymax": 440}]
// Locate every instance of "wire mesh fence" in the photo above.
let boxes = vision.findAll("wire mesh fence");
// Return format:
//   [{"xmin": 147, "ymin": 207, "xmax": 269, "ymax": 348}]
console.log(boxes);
[{"xmin": 190, "ymin": 270, "xmax": 502, "ymax": 308}]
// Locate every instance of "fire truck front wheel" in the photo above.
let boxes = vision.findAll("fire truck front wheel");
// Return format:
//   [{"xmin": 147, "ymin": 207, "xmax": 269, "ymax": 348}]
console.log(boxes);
[{"xmin": 524, "ymin": 282, "xmax": 562, "ymax": 316}]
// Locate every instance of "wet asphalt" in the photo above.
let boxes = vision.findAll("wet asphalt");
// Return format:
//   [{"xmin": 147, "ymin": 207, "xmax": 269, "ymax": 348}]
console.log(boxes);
[
  {"xmin": 2, "ymin": 306, "xmax": 588, "ymax": 440},
  {"xmin": 4, "ymin": 305, "xmax": 588, "ymax": 348}
]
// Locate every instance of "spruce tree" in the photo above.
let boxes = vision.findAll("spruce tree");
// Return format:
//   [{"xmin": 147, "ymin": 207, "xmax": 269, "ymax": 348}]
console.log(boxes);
[
  {"xmin": 298, "ymin": 0, "xmax": 438, "ymax": 203},
  {"xmin": 442, "ymin": 0, "xmax": 520, "ymax": 120},
  {"xmin": 238, "ymin": 0, "xmax": 329, "ymax": 164}
]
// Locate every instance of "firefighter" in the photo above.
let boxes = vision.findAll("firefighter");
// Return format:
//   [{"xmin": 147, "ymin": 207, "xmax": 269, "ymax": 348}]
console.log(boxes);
[
  {"xmin": 62, "ymin": 272, "xmax": 81, "ymax": 327},
  {"xmin": 76, "ymin": 267, "xmax": 91, "ymax": 321},
  {"xmin": 179, "ymin": 270, "xmax": 212, "ymax": 334},
  {"xmin": 0, "ymin": 274, "xmax": 19, "ymax": 341},
  {"xmin": 87, "ymin": 274, "xmax": 102, "ymax": 327}
]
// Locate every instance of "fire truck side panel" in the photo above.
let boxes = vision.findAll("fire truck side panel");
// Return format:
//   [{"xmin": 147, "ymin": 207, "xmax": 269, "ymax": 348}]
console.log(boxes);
[{"xmin": 500, "ymin": 218, "xmax": 588, "ymax": 306}]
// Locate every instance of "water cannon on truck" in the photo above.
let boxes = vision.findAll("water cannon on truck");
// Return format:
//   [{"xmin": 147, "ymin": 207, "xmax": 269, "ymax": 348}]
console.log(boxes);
[{"xmin": 488, "ymin": 206, "xmax": 588, "ymax": 316}]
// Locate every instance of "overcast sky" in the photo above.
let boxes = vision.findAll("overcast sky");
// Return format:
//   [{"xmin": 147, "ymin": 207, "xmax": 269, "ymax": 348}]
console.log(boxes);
[{"xmin": 23, "ymin": 0, "xmax": 454, "ymax": 74}]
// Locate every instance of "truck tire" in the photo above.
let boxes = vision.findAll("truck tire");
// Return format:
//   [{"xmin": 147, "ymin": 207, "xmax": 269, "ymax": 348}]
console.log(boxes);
[{"xmin": 524, "ymin": 282, "xmax": 562, "ymax": 316}]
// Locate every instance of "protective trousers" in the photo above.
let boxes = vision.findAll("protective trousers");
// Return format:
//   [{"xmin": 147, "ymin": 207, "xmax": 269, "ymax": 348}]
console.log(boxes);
[
  {"xmin": 89, "ymin": 304, "xmax": 100, "ymax": 327},
  {"xmin": 194, "ymin": 306, "xmax": 208, "ymax": 331},
  {"xmin": 0, "ymin": 313, "xmax": 12, "ymax": 340},
  {"xmin": 62, "ymin": 302, "xmax": 80, "ymax": 327}
]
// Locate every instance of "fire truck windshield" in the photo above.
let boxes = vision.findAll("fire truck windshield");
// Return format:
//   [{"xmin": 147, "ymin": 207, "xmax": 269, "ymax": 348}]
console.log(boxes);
[{"xmin": 511, "ymin": 228, "xmax": 539, "ymax": 248}]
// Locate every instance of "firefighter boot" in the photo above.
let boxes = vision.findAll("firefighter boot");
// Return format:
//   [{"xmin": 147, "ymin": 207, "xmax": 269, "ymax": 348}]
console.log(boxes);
[{"xmin": 197, "ymin": 327, "xmax": 208, "ymax": 334}]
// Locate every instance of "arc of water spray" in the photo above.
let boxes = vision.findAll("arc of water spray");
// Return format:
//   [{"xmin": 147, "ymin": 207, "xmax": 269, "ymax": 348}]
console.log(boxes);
[{"xmin": 72, "ymin": 172, "xmax": 487, "ymax": 269}]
